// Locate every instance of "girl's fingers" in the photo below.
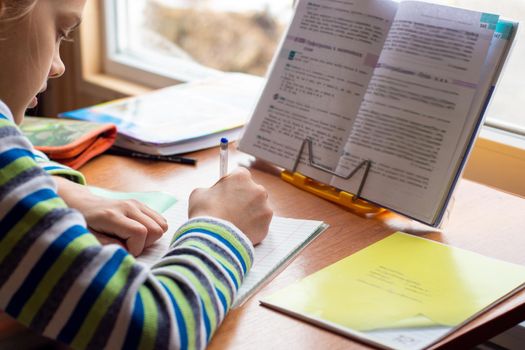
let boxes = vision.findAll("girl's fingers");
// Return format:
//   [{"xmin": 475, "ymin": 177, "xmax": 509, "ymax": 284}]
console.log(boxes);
[
  {"xmin": 139, "ymin": 204, "xmax": 169, "ymax": 232},
  {"xmin": 126, "ymin": 208, "xmax": 166, "ymax": 247},
  {"xmin": 86, "ymin": 199, "xmax": 169, "ymax": 256},
  {"xmin": 93, "ymin": 215, "xmax": 148, "ymax": 256}
]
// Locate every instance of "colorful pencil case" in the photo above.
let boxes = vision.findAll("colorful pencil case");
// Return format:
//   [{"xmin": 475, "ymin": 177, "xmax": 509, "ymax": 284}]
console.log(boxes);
[{"xmin": 21, "ymin": 116, "xmax": 117, "ymax": 169}]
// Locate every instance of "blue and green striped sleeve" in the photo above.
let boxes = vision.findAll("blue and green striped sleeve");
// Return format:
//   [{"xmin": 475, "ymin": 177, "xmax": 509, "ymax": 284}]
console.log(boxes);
[
  {"xmin": 31, "ymin": 148, "xmax": 86, "ymax": 185},
  {"xmin": 0, "ymin": 106, "xmax": 254, "ymax": 350}
]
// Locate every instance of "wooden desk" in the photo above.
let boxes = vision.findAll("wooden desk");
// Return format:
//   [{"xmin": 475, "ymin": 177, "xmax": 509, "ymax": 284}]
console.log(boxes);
[
  {"xmin": 3, "ymin": 147, "xmax": 524, "ymax": 349},
  {"xmin": 78, "ymin": 148, "xmax": 525, "ymax": 350}
]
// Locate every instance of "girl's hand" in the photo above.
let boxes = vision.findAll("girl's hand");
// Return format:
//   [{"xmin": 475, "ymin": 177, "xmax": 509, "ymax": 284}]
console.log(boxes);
[
  {"xmin": 189, "ymin": 167, "xmax": 273, "ymax": 246},
  {"xmin": 53, "ymin": 177, "xmax": 168, "ymax": 256}
]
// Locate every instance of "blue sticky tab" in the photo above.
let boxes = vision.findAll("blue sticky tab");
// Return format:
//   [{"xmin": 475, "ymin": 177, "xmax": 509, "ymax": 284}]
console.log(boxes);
[
  {"xmin": 481, "ymin": 13, "xmax": 499, "ymax": 25},
  {"xmin": 495, "ymin": 20, "xmax": 514, "ymax": 40}
]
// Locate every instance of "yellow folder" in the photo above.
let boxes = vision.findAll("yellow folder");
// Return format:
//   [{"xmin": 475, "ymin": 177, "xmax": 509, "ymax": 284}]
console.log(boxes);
[{"xmin": 261, "ymin": 232, "xmax": 525, "ymax": 348}]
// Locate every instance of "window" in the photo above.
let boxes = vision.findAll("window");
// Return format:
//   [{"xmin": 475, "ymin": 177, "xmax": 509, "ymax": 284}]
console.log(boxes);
[
  {"xmin": 104, "ymin": 0, "xmax": 525, "ymax": 134},
  {"xmin": 103, "ymin": 0, "xmax": 294, "ymax": 86}
]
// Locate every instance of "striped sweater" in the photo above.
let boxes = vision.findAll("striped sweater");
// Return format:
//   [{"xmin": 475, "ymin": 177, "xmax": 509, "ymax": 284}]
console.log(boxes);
[
  {"xmin": 32, "ymin": 147, "xmax": 87, "ymax": 185},
  {"xmin": 0, "ymin": 101, "xmax": 254, "ymax": 350}
]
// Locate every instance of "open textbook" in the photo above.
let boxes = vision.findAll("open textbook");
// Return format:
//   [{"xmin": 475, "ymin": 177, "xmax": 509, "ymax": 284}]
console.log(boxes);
[{"xmin": 239, "ymin": 0, "xmax": 517, "ymax": 226}]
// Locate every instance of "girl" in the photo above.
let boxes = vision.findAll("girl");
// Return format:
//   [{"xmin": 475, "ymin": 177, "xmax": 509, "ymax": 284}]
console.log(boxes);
[{"xmin": 0, "ymin": 1, "xmax": 273, "ymax": 349}]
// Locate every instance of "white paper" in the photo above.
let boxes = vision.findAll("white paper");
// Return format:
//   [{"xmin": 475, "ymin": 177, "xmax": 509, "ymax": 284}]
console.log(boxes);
[{"xmin": 63, "ymin": 73, "xmax": 264, "ymax": 147}]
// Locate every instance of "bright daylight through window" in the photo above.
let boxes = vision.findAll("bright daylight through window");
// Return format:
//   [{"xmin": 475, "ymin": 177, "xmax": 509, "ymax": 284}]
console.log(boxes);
[
  {"xmin": 104, "ymin": 0, "xmax": 294, "ymax": 82},
  {"xmin": 105, "ymin": 0, "xmax": 525, "ymax": 135}
]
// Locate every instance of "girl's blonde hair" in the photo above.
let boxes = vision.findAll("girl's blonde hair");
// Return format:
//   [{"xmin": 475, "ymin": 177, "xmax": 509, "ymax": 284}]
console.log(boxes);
[{"xmin": 0, "ymin": 0, "xmax": 37, "ymax": 21}]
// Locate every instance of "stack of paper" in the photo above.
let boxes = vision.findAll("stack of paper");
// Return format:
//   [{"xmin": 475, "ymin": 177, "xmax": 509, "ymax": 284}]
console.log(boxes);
[{"xmin": 61, "ymin": 73, "xmax": 264, "ymax": 155}]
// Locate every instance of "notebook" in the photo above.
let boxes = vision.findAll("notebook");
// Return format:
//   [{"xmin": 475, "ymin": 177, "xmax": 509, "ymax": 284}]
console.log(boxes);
[
  {"xmin": 260, "ymin": 232, "xmax": 525, "ymax": 350},
  {"xmin": 89, "ymin": 187, "xmax": 328, "ymax": 307},
  {"xmin": 61, "ymin": 73, "xmax": 264, "ymax": 156}
]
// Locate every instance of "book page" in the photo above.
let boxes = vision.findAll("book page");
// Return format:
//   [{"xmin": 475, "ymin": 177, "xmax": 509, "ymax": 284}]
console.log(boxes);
[
  {"xmin": 138, "ymin": 201, "xmax": 327, "ymax": 308},
  {"xmin": 442, "ymin": 20, "xmax": 516, "ymax": 204},
  {"xmin": 332, "ymin": 2, "xmax": 497, "ymax": 224},
  {"xmin": 239, "ymin": 0, "xmax": 398, "ymax": 184}
]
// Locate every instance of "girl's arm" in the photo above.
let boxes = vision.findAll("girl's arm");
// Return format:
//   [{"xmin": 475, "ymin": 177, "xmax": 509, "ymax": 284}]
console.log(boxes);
[
  {"xmin": 52, "ymin": 176, "xmax": 168, "ymax": 256},
  {"xmin": 31, "ymin": 148, "xmax": 87, "ymax": 185},
  {"xmin": 0, "ymin": 113, "xmax": 259, "ymax": 350},
  {"xmin": 30, "ymin": 149, "xmax": 168, "ymax": 255}
]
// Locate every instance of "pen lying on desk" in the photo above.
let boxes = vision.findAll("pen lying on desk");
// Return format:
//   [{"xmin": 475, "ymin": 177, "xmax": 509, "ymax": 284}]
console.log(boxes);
[{"xmin": 105, "ymin": 147, "xmax": 197, "ymax": 165}]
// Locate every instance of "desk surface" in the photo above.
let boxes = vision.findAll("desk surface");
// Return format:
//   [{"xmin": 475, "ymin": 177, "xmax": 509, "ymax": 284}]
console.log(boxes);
[
  {"xmin": 5, "ymin": 147, "xmax": 523, "ymax": 349},
  {"xmin": 77, "ymin": 147, "xmax": 525, "ymax": 350}
]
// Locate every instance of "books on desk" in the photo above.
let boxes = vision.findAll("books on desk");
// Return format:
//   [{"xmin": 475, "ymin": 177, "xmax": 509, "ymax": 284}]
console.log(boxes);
[
  {"xmin": 260, "ymin": 232, "xmax": 525, "ymax": 350},
  {"xmin": 61, "ymin": 73, "xmax": 264, "ymax": 155},
  {"xmin": 239, "ymin": 0, "xmax": 518, "ymax": 226}
]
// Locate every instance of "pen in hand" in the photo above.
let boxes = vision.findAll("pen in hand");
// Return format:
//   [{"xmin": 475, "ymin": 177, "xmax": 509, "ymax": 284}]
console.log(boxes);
[{"xmin": 220, "ymin": 138, "xmax": 229, "ymax": 178}]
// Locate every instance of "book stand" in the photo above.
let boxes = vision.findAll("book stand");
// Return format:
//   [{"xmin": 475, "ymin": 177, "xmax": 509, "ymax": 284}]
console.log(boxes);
[{"xmin": 281, "ymin": 138, "xmax": 384, "ymax": 216}]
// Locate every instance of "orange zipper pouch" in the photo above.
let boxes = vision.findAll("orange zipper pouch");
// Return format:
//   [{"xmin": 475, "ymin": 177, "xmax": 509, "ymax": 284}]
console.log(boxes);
[{"xmin": 21, "ymin": 116, "xmax": 117, "ymax": 169}]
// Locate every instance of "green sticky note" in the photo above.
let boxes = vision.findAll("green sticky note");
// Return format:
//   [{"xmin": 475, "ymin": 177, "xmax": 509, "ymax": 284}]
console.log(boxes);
[{"xmin": 88, "ymin": 187, "xmax": 178, "ymax": 213}]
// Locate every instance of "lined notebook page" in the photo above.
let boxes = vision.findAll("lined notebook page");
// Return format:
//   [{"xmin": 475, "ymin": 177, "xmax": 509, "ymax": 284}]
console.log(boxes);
[{"xmin": 137, "ymin": 201, "xmax": 328, "ymax": 307}]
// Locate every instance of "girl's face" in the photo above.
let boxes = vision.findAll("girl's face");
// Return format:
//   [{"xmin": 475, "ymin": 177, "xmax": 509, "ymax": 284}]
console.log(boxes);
[{"xmin": 0, "ymin": 0, "xmax": 86, "ymax": 124}]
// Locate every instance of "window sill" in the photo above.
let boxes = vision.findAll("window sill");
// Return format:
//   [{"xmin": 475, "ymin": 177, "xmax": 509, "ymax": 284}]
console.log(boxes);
[
  {"xmin": 479, "ymin": 125, "xmax": 525, "ymax": 151},
  {"xmin": 464, "ymin": 126, "xmax": 525, "ymax": 197},
  {"xmin": 104, "ymin": 51, "xmax": 223, "ymax": 89},
  {"xmin": 81, "ymin": 73, "xmax": 153, "ymax": 98}
]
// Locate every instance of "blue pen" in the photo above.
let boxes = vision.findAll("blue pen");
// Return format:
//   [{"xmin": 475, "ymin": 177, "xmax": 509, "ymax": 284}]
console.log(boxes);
[{"xmin": 220, "ymin": 138, "xmax": 229, "ymax": 178}]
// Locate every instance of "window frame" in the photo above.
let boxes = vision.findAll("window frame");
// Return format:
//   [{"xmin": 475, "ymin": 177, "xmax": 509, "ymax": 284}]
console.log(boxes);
[{"xmin": 102, "ymin": 0, "xmax": 224, "ymax": 89}]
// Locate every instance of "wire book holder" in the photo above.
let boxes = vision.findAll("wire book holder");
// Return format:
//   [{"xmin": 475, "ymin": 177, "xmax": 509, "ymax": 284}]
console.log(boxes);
[
  {"xmin": 281, "ymin": 137, "xmax": 382, "ymax": 215},
  {"xmin": 292, "ymin": 138, "xmax": 372, "ymax": 201}
]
